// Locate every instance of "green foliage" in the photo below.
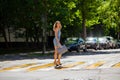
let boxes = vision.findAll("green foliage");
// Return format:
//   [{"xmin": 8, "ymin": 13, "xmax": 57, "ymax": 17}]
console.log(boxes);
[
  {"xmin": 97, "ymin": 0, "xmax": 120, "ymax": 36},
  {"xmin": 0, "ymin": 0, "xmax": 120, "ymax": 43}
]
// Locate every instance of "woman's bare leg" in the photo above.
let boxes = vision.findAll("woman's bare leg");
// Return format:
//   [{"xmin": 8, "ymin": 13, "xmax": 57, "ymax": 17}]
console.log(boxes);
[
  {"xmin": 54, "ymin": 47, "xmax": 58, "ymax": 65},
  {"xmin": 57, "ymin": 54, "xmax": 62, "ymax": 65}
]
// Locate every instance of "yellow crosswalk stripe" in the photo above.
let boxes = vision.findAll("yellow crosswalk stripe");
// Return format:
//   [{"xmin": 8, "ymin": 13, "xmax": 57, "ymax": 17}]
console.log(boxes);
[
  {"xmin": 27, "ymin": 63, "xmax": 55, "ymax": 72},
  {"xmin": 1, "ymin": 61, "xmax": 119, "ymax": 72},
  {"xmin": 58, "ymin": 62, "xmax": 85, "ymax": 70},
  {"xmin": 0, "ymin": 63, "xmax": 37, "ymax": 72},
  {"xmin": 85, "ymin": 61, "xmax": 105, "ymax": 69},
  {"xmin": 112, "ymin": 62, "xmax": 120, "ymax": 68}
]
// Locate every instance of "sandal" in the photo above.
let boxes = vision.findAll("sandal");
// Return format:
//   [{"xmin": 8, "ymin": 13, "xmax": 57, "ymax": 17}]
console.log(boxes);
[{"xmin": 55, "ymin": 65, "xmax": 62, "ymax": 69}]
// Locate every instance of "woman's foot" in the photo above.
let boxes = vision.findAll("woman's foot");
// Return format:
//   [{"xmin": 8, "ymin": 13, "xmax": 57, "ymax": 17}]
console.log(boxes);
[
  {"xmin": 54, "ymin": 64, "xmax": 62, "ymax": 69},
  {"xmin": 54, "ymin": 61, "xmax": 60, "ymax": 66},
  {"xmin": 57, "ymin": 61, "xmax": 62, "ymax": 65}
]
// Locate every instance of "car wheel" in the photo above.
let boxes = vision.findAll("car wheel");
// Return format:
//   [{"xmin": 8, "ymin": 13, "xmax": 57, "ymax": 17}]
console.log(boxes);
[
  {"xmin": 94, "ymin": 46, "xmax": 98, "ymax": 50},
  {"xmin": 106, "ymin": 44, "xmax": 110, "ymax": 49},
  {"xmin": 76, "ymin": 49, "xmax": 80, "ymax": 52},
  {"xmin": 68, "ymin": 49, "xmax": 72, "ymax": 52},
  {"xmin": 76, "ymin": 46, "xmax": 80, "ymax": 52},
  {"xmin": 83, "ymin": 48, "xmax": 87, "ymax": 52},
  {"xmin": 95, "ymin": 47, "xmax": 98, "ymax": 50}
]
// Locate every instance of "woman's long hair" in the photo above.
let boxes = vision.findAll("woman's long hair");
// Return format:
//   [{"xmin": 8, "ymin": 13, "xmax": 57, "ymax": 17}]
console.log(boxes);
[{"xmin": 53, "ymin": 21, "xmax": 62, "ymax": 31}]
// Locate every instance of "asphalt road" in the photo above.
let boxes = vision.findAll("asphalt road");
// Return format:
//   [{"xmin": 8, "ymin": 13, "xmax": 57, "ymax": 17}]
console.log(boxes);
[{"xmin": 0, "ymin": 49, "xmax": 120, "ymax": 80}]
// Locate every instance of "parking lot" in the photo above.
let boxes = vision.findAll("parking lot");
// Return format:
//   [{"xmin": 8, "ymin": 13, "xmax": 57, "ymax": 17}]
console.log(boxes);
[{"xmin": 65, "ymin": 36, "xmax": 120, "ymax": 53}]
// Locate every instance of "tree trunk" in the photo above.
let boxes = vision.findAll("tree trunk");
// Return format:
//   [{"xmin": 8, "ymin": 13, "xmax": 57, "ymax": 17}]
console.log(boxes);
[
  {"xmin": 25, "ymin": 28, "xmax": 29, "ymax": 48},
  {"xmin": 41, "ymin": 14, "xmax": 47, "ymax": 55},
  {"xmin": 2, "ymin": 27, "xmax": 9, "ymax": 48},
  {"xmin": 42, "ymin": 29, "xmax": 46, "ymax": 54},
  {"xmin": 81, "ymin": 1, "xmax": 87, "ymax": 51},
  {"xmin": 41, "ymin": 0, "xmax": 48, "ymax": 55},
  {"xmin": 7, "ymin": 27, "xmax": 11, "ymax": 42},
  {"xmin": 81, "ymin": 7, "xmax": 87, "ymax": 40},
  {"xmin": 81, "ymin": 0, "xmax": 87, "ymax": 40},
  {"xmin": 34, "ymin": 26, "xmax": 39, "ymax": 43},
  {"xmin": 82, "ymin": 16, "xmax": 86, "ymax": 40},
  {"xmin": 33, "ymin": 0, "xmax": 48, "ymax": 54}
]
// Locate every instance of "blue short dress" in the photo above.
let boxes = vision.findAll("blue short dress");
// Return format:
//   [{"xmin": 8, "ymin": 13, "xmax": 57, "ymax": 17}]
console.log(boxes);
[{"xmin": 53, "ymin": 30, "xmax": 61, "ymax": 47}]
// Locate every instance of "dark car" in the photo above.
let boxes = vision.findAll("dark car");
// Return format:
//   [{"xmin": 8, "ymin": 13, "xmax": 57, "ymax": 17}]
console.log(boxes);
[
  {"xmin": 65, "ymin": 37, "xmax": 85, "ymax": 52},
  {"xmin": 86, "ymin": 37, "xmax": 99, "ymax": 50}
]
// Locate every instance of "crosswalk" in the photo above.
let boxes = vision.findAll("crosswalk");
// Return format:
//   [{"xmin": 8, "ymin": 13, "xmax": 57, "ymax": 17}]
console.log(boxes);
[
  {"xmin": 112, "ymin": 62, "xmax": 120, "ymax": 68},
  {"xmin": 85, "ymin": 61, "xmax": 105, "ymax": 69},
  {"xmin": 0, "ymin": 60, "xmax": 120, "ymax": 72}
]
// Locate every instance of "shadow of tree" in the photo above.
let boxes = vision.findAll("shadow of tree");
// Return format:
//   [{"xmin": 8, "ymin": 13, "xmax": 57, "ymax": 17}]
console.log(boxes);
[{"xmin": 0, "ymin": 49, "xmax": 120, "ymax": 61}]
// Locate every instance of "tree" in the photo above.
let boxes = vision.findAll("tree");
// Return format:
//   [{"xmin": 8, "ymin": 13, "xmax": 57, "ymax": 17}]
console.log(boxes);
[
  {"xmin": 1, "ymin": 0, "xmax": 119, "ymax": 51},
  {"xmin": 73, "ymin": 0, "xmax": 101, "ymax": 40},
  {"xmin": 97, "ymin": 0, "xmax": 120, "ymax": 39},
  {"xmin": 0, "ymin": 0, "xmax": 21, "ymax": 48}
]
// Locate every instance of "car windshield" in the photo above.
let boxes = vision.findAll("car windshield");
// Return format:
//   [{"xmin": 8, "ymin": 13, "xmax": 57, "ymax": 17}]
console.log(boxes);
[
  {"xmin": 98, "ymin": 37, "xmax": 107, "ymax": 42},
  {"xmin": 65, "ymin": 38, "xmax": 78, "ymax": 44},
  {"xmin": 86, "ymin": 37, "xmax": 97, "ymax": 42}
]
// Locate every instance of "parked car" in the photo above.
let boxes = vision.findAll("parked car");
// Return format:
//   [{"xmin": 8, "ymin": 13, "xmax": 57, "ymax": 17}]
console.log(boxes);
[
  {"xmin": 65, "ymin": 37, "xmax": 86, "ymax": 52},
  {"xmin": 105, "ymin": 36, "xmax": 117, "ymax": 49},
  {"xmin": 98, "ymin": 37, "xmax": 110, "ymax": 49},
  {"xmin": 98, "ymin": 36, "xmax": 117, "ymax": 49},
  {"xmin": 86, "ymin": 37, "xmax": 99, "ymax": 50},
  {"xmin": 117, "ymin": 40, "xmax": 120, "ymax": 48}
]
